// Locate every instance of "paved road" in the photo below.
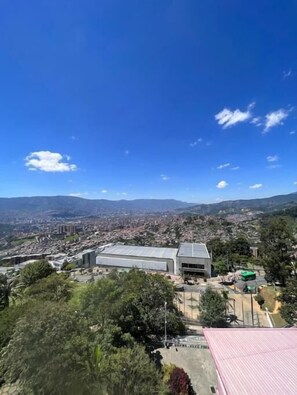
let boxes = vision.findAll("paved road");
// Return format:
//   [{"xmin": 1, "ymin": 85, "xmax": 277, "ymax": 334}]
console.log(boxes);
[
  {"xmin": 181, "ymin": 283, "xmax": 208, "ymax": 292},
  {"xmin": 158, "ymin": 346, "xmax": 217, "ymax": 395},
  {"xmin": 235, "ymin": 275, "xmax": 266, "ymax": 291}
]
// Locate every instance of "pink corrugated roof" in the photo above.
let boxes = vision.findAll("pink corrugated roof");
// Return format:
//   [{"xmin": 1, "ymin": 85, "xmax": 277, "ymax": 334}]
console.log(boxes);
[{"xmin": 204, "ymin": 328, "xmax": 297, "ymax": 395}]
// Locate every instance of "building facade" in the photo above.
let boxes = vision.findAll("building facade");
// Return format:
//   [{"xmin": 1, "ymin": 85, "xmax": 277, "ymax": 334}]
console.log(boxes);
[{"xmin": 176, "ymin": 243, "xmax": 211, "ymax": 277}]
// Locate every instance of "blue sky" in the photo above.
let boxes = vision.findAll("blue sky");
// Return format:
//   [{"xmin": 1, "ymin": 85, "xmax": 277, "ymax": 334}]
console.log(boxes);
[{"xmin": 0, "ymin": 0, "xmax": 297, "ymax": 203}]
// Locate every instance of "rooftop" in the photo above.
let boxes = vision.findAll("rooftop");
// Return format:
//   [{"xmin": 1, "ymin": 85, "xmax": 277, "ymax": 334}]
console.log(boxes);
[
  {"xmin": 204, "ymin": 328, "xmax": 297, "ymax": 395},
  {"xmin": 178, "ymin": 243, "xmax": 210, "ymax": 259},
  {"xmin": 99, "ymin": 244, "xmax": 178, "ymax": 260}
]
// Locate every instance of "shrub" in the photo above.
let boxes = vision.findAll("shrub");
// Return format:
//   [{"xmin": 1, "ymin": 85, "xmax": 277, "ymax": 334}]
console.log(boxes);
[
  {"xmin": 254, "ymin": 293, "xmax": 265, "ymax": 308},
  {"xmin": 168, "ymin": 367, "xmax": 195, "ymax": 395}
]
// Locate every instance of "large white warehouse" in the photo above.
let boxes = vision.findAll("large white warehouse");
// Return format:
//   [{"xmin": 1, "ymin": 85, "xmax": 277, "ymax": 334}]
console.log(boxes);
[{"xmin": 96, "ymin": 242, "xmax": 211, "ymax": 277}]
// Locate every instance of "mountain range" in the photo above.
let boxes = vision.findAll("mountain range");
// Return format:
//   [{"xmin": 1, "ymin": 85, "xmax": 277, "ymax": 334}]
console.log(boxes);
[
  {"xmin": 0, "ymin": 196, "xmax": 194, "ymax": 219},
  {"xmin": 0, "ymin": 192, "xmax": 296, "ymax": 220},
  {"xmin": 179, "ymin": 192, "xmax": 297, "ymax": 216}
]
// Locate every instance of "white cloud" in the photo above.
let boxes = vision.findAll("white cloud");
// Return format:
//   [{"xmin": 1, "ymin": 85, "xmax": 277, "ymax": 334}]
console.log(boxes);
[
  {"xmin": 189, "ymin": 138, "xmax": 203, "ymax": 147},
  {"xmin": 231, "ymin": 166, "xmax": 240, "ymax": 170},
  {"xmin": 267, "ymin": 164, "xmax": 281, "ymax": 169},
  {"xmin": 290, "ymin": 130, "xmax": 296, "ymax": 135},
  {"xmin": 215, "ymin": 102, "xmax": 254, "ymax": 129},
  {"xmin": 263, "ymin": 109, "xmax": 289, "ymax": 133},
  {"xmin": 216, "ymin": 180, "xmax": 228, "ymax": 189},
  {"xmin": 251, "ymin": 117, "xmax": 262, "ymax": 126},
  {"xmin": 69, "ymin": 192, "xmax": 88, "ymax": 197},
  {"xmin": 217, "ymin": 163, "xmax": 230, "ymax": 169},
  {"xmin": 249, "ymin": 183, "xmax": 263, "ymax": 189},
  {"xmin": 25, "ymin": 151, "xmax": 77, "ymax": 172},
  {"xmin": 267, "ymin": 155, "xmax": 279, "ymax": 162},
  {"xmin": 101, "ymin": 190, "xmax": 108, "ymax": 193},
  {"xmin": 283, "ymin": 69, "xmax": 292, "ymax": 80},
  {"xmin": 161, "ymin": 174, "xmax": 170, "ymax": 181}
]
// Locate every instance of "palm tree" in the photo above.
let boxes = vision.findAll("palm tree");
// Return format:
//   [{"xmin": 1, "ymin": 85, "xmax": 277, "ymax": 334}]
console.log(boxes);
[
  {"xmin": 0, "ymin": 273, "xmax": 10, "ymax": 309},
  {"xmin": 0, "ymin": 274, "xmax": 24, "ymax": 309}
]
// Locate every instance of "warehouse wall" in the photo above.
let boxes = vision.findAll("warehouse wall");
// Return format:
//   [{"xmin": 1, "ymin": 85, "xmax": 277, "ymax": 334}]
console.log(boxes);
[{"xmin": 96, "ymin": 253, "xmax": 174, "ymax": 273}]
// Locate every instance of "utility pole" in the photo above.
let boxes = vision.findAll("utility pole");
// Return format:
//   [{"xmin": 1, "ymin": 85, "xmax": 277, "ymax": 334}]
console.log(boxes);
[
  {"xmin": 250, "ymin": 290, "xmax": 254, "ymax": 327},
  {"xmin": 164, "ymin": 301, "xmax": 167, "ymax": 347}
]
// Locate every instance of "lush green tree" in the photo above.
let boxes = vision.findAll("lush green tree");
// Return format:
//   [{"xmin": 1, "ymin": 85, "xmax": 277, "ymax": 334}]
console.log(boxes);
[
  {"xmin": 277, "ymin": 279, "xmax": 297, "ymax": 325},
  {"xmin": 79, "ymin": 269, "xmax": 185, "ymax": 346},
  {"xmin": 199, "ymin": 287, "xmax": 227, "ymax": 327},
  {"xmin": 260, "ymin": 217, "xmax": 295, "ymax": 286},
  {"xmin": 167, "ymin": 367, "xmax": 195, "ymax": 395},
  {"xmin": 229, "ymin": 253, "xmax": 249, "ymax": 266},
  {"xmin": 207, "ymin": 237, "xmax": 251, "ymax": 264},
  {"xmin": 227, "ymin": 237, "xmax": 251, "ymax": 257},
  {"xmin": 1, "ymin": 302, "xmax": 166, "ymax": 395},
  {"xmin": 1, "ymin": 303, "xmax": 95, "ymax": 395},
  {"xmin": 20, "ymin": 259, "xmax": 54, "ymax": 287},
  {"xmin": 206, "ymin": 238, "xmax": 226, "ymax": 261},
  {"xmin": 0, "ymin": 302, "xmax": 33, "ymax": 350},
  {"xmin": 88, "ymin": 344, "xmax": 166, "ymax": 395},
  {"xmin": 24, "ymin": 273, "xmax": 74, "ymax": 302},
  {"xmin": 215, "ymin": 261, "xmax": 229, "ymax": 277}
]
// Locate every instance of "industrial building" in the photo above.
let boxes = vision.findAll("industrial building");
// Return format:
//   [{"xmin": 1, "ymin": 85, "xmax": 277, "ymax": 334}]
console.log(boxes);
[{"xmin": 96, "ymin": 242, "xmax": 211, "ymax": 277}]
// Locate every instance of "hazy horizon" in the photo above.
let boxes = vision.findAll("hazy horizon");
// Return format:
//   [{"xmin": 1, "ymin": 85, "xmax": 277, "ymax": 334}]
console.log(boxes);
[{"xmin": 1, "ymin": 189, "xmax": 297, "ymax": 205}]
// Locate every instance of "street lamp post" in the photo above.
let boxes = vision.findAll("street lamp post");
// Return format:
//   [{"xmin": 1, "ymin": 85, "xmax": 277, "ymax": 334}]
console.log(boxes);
[{"xmin": 164, "ymin": 301, "xmax": 167, "ymax": 347}]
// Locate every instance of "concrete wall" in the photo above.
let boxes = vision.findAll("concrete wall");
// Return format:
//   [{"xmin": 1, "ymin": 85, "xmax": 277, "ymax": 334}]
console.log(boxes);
[
  {"xmin": 80, "ymin": 250, "xmax": 96, "ymax": 267},
  {"xmin": 176, "ymin": 256, "xmax": 211, "ymax": 277}
]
